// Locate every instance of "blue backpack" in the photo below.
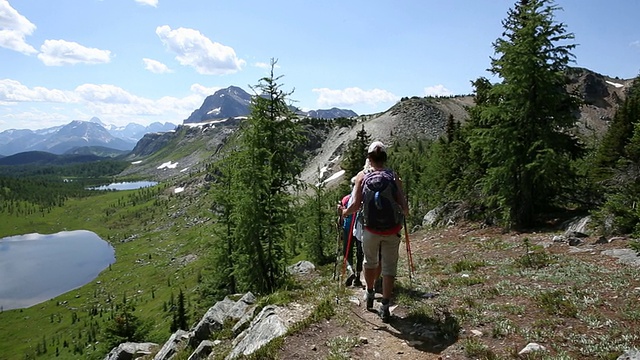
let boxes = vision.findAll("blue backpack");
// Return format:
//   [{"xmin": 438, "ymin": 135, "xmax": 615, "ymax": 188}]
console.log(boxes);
[{"xmin": 360, "ymin": 169, "xmax": 403, "ymax": 231}]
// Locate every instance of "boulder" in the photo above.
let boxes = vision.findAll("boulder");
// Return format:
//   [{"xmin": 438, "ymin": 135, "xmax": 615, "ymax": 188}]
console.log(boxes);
[
  {"xmin": 103, "ymin": 342, "xmax": 157, "ymax": 360},
  {"xmin": 225, "ymin": 305, "xmax": 288, "ymax": 359}
]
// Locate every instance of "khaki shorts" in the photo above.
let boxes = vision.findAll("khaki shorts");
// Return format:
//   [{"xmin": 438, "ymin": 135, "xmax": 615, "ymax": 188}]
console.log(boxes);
[{"xmin": 362, "ymin": 229, "xmax": 401, "ymax": 277}]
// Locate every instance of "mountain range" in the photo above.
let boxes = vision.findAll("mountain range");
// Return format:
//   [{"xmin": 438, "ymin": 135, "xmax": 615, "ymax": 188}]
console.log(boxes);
[
  {"xmin": 0, "ymin": 119, "xmax": 176, "ymax": 157},
  {"xmin": 0, "ymin": 86, "xmax": 356, "ymax": 158}
]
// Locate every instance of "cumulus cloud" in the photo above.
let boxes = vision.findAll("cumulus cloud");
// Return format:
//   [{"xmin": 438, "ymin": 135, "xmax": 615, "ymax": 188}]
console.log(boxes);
[
  {"xmin": 38, "ymin": 39, "xmax": 111, "ymax": 66},
  {"xmin": 143, "ymin": 58, "xmax": 172, "ymax": 73},
  {"xmin": 254, "ymin": 62, "xmax": 270, "ymax": 69},
  {"xmin": 134, "ymin": 0, "xmax": 158, "ymax": 7},
  {"xmin": 189, "ymin": 83, "xmax": 221, "ymax": 97},
  {"xmin": 0, "ymin": 1, "xmax": 37, "ymax": 54},
  {"xmin": 312, "ymin": 87, "xmax": 398, "ymax": 108},
  {"xmin": 155, "ymin": 25, "xmax": 245, "ymax": 75},
  {"xmin": 424, "ymin": 84, "xmax": 453, "ymax": 97},
  {"xmin": 0, "ymin": 79, "xmax": 77, "ymax": 102},
  {"xmin": 0, "ymin": 79, "xmax": 212, "ymax": 128}
]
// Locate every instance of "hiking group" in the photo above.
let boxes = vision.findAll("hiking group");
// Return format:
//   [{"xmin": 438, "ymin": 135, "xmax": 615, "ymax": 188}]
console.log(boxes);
[{"xmin": 338, "ymin": 141, "xmax": 409, "ymax": 323}]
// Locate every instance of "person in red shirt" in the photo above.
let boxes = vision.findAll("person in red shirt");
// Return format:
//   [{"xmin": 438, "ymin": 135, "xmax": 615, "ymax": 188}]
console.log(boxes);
[{"xmin": 340, "ymin": 141, "xmax": 408, "ymax": 322}]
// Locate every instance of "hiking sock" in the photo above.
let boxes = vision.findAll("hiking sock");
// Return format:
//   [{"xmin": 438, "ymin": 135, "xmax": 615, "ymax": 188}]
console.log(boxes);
[
  {"xmin": 364, "ymin": 289, "xmax": 375, "ymax": 309},
  {"xmin": 379, "ymin": 298, "xmax": 391, "ymax": 323}
]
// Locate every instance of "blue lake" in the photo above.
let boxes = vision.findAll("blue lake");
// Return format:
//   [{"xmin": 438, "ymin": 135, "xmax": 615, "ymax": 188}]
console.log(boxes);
[
  {"xmin": 0, "ymin": 230, "xmax": 115, "ymax": 310},
  {"xmin": 90, "ymin": 181, "xmax": 158, "ymax": 191}
]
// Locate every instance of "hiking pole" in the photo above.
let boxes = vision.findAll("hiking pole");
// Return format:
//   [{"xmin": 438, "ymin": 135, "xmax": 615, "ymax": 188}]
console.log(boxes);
[
  {"xmin": 334, "ymin": 205, "xmax": 343, "ymax": 304},
  {"xmin": 341, "ymin": 212, "xmax": 357, "ymax": 280},
  {"xmin": 403, "ymin": 218, "xmax": 415, "ymax": 283},
  {"xmin": 333, "ymin": 206, "xmax": 342, "ymax": 282}
]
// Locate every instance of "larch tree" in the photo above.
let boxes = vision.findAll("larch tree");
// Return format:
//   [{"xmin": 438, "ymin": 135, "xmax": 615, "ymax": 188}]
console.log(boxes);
[
  {"xmin": 230, "ymin": 59, "xmax": 305, "ymax": 293},
  {"xmin": 341, "ymin": 125, "xmax": 372, "ymax": 182},
  {"xmin": 469, "ymin": 0, "xmax": 582, "ymax": 228}
]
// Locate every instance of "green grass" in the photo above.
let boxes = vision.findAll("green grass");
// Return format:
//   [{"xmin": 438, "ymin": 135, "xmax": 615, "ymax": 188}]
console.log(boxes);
[{"xmin": 0, "ymin": 184, "xmax": 214, "ymax": 359}]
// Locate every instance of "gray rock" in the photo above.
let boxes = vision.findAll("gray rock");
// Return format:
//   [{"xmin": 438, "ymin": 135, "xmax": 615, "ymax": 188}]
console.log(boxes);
[
  {"xmin": 287, "ymin": 260, "xmax": 315, "ymax": 275},
  {"xmin": 226, "ymin": 305, "xmax": 288, "ymax": 359},
  {"xmin": 103, "ymin": 342, "xmax": 157, "ymax": 360},
  {"xmin": 602, "ymin": 249, "xmax": 640, "ymax": 267},
  {"xmin": 228, "ymin": 292, "xmax": 256, "ymax": 320},
  {"xmin": 618, "ymin": 349, "xmax": 640, "ymax": 360},
  {"xmin": 518, "ymin": 342, "xmax": 546, "ymax": 355},
  {"xmin": 187, "ymin": 340, "xmax": 221, "ymax": 360},
  {"xmin": 231, "ymin": 305, "xmax": 257, "ymax": 335},
  {"xmin": 563, "ymin": 216, "xmax": 592, "ymax": 236},
  {"xmin": 154, "ymin": 330, "xmax": 189, "ymax": 360},
  {"xmin": 192, "ymin": 297, "xmax": 235, "ymax": 342}
]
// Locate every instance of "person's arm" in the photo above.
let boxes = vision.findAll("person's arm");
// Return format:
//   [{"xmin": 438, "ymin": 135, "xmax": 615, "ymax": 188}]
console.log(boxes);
[{"xmin": 342, "ymin": 172, "xmax": 364, "ymax": 217}]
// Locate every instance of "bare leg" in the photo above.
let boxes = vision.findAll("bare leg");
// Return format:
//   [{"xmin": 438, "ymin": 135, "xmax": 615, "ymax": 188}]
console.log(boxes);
[
  {"xmin": 382, "ymin": 275, "xmax": 394, "ymax": 301},
  {"xmin": 364, "ymin": 267, "xmax": 376, "ymax": 291}
]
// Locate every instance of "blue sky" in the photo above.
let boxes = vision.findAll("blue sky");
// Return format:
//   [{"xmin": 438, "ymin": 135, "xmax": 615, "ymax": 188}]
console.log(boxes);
[{"xmin": 0, "ymin": 0, "xmax": 638, "ymax": 132}]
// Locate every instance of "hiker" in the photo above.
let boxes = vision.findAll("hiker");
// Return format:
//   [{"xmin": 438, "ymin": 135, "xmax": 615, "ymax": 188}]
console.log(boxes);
[
  {"xmin": 340, "ymin": 141, "xmax": 408, "ymax": 323},
  {"xmin": 341, "ymin": 177, "xmax": 364, "ymax": 287}
]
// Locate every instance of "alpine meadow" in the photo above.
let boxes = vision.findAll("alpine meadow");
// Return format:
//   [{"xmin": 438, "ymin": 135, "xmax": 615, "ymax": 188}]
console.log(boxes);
[{"xmin": 1, "ymin": 1, "xmax": 640, "ymax": 360}]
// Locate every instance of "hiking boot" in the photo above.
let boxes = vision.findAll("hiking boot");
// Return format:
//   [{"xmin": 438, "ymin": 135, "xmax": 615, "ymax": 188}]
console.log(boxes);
[
  {"xmin": 345, "ymin": 273, "xmax": 355, "ymax": 287},
  {"xmin": 379, "ymin": 302, "xmax": 391, "ymax": 323},
  {"xmin": 353, "ymin": 277, "xmax": 363, "ymax": 288},
  {"xmin": 364, "ymin": 290, "xmax": 375, "ymax": 309}
]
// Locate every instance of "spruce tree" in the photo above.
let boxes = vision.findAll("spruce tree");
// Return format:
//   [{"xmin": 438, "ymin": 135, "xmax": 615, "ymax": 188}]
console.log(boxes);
[
  {"xmin": 469, "ymin": 0, "xmax": 581, "ymax": 228},
  {"xmin": 230, "ymin": 59, "xmax": 305, "ymax": 293},
  {"xmin": 342, "ymin": 125, "xmax": 371, "ymax": 181}
]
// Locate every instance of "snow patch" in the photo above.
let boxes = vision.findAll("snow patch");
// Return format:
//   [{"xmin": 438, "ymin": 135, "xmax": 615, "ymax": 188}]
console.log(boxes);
[
  {"xmin": 606, "ymin": 80, "xmax": 624, "ymax": 88},
  {"xmin": 131, "ymin": 160, "xmax": 143, "ymax": 164},
  {"xmin": 206, "ymin": 107, "xmax": 221, "ymax": 115},
  {"xmin": 157, "ymin": 161, "xmax": 178, "ymax": 169},
  {"xmin": 183, "ymin": 119, "xmax": 230, "ymax": 128},
  {"xmin": 174, "ymin": 187, "xmax": 184, "ymax": 194},
  {"xmin": 319, "ymin": 170, "xmax": 345, "ymax": 186},
  {"xmin": 180, "ymin": 168, "xmax": 189, "ymax": 173}
]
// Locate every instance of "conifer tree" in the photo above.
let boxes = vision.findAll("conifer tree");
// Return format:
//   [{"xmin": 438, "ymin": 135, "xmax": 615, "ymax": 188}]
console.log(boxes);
[
  {"xmin": 468, "ymin": 0, "xmax": 581, "ymax": 228},
  {"xmin": 103, "ymin": 296, "xmax": 149, "ymax": 348},
  {"xmin": 230, "ymin": 59, "xmax": 305, "ymax": 293},
  {"xmin": 342, "ymin": 125, "xmax": 371, "ymax": 181}
]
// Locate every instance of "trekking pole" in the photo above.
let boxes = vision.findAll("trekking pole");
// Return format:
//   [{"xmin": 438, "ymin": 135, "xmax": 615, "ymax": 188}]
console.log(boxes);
[
  {"xmin": 341, "ymin": 212, "xmax": 356, "ymax": 280},
  {"xmin": 404, "ymin": 218, "xmax": 415, "ymax": 282},
  {"xmin": 333, "ymin": 205, "xmax": 342, "ymax": 282},
  {"xmin": 334, "ymin": 205, "xmax": 344, "ymax": 304}
]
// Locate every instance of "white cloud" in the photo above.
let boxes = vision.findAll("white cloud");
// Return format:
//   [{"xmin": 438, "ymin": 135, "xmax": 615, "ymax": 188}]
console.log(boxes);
[
  {"xmin": 254, "ymin": 62, "xmax": 270, "ymax": 69},
  {"xmin": 0, "ymin": 1, "xmax": 37, "ymax": 54},
  {"xmin": 143, "ymin": 58, "xmax": 172, "ymax": 73},
  {"xmin": 189, "ymin": 83, "xmax": 221, "ymax": 97},
  {"xmin": 155, "ymin": 25, "xmax": 245, "ymax": 75},
  {"xmin": 424, "ymin": 84, "xmax": 453, "ymax": 97},
  {"xmin": 134, "ymin": 0, "xmax": 158, "ymax": 7},
  {"xmin": 0, "ymin": 79, "xmax": 77, "ymax": 102},
  {"xmin": 0, "ymin": 79, "xmax": 213, "ymax": 128},
  {"xmin": 38, "ymin": 39, "xmax": 111, "ymax": 66},
  {"xmin": 312, "ymin": 87, "xmax": 398, "ymax": 108},
  {"xmin": 631, "ymin": 40, "xmax": 640, "ymax": 49},
  {"xmin": 0, "ymin": 108, "xmax": 71, "ymax": 130},
  {"xmin": 75, "ymin": 84, "xmax": 141, "ymax": 104}
]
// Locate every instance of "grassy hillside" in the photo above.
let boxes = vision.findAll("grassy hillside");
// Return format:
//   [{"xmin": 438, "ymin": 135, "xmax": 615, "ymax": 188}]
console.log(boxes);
[{"xmin": 0, "ymin": 179, "xmax": 216, "ymax": 359}]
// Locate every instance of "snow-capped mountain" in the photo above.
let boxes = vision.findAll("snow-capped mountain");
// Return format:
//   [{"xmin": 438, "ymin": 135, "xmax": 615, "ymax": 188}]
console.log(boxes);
[
  {"xmin": 184, "ymin": 86, "xmax": 253, "ymax": 124},
  {"xmin": 183, "ymin": 86, "xmax": 358, "ymax": 125},
  {"xmin": 0, "ymin": 119, "xmax": 177, "ymax": 156}
]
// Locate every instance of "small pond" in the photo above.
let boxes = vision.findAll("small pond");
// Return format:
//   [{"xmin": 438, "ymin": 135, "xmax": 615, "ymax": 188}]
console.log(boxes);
[
  {"xmin": 0, "ymin": 230, "xmax": 115, "ymax": 310},
  {"xmin": 90, "ymin": 181, "xmax": 158, "ymax": 191}
]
